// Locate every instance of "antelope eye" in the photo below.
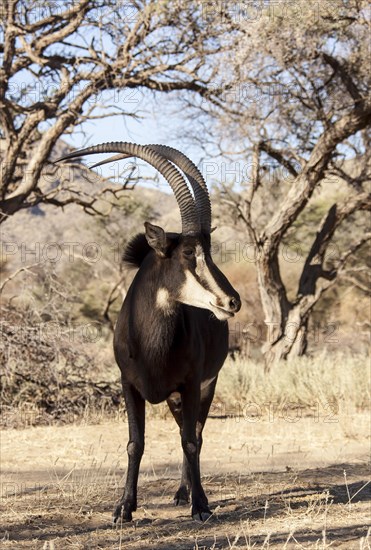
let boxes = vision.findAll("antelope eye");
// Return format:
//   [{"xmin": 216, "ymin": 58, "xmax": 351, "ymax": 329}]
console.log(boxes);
[{"xmin": 183, "ymin": 248, "xmax": 194, "ymax": 257}]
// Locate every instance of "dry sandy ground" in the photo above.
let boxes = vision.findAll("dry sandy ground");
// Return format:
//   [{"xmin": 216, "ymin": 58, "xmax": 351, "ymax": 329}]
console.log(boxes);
[{"xmin": 0, "ymin": 412, "xmax": 370, "ymax": 549}]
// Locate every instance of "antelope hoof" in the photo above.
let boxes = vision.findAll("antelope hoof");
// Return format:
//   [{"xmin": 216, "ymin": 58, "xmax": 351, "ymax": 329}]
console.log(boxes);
[
  {"xmin": 192, "ymin": 510, "xmax": 212, "ymax": 522},
  {"xmin": 174, "ymin": 497, "xmax": 189, "ymax": 506},
  {"xmin": 174, "ymin": 486, "xmax": 190, "ymax": 506},
  {"xmin": 112, "ymin": 504, "xmax": 133, "ymax": 524}
]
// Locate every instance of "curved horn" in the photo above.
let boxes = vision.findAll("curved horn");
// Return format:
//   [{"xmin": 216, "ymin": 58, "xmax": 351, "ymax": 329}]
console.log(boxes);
[
  {"xmin": 148, "ymin": 145, "xmax": 212, "ymax": 234},
  {"xmin": 88, "ymin": 146, "xmax": 212, "ymax": 234},
  {"xmin": 56, "ymin": 142, "xmax": 200, "ymax": 235}
]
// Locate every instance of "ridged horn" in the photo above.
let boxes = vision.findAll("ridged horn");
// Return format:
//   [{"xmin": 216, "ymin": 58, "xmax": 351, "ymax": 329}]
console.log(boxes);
[
  {"xmin": 88, "ymin": 147, "xmax": 212, "ymax": 234},
  {"xmin": 55, "ymin": 142, "xmax": 200, "ymax": 235},
  {"xmin": 148, "ymin": 145, "xmax": 212, "ymax": 234}
]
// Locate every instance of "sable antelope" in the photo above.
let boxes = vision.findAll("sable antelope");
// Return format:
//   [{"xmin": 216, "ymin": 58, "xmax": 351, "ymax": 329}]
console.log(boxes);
[{"xmin": 57, "ymin": 143, "xmax": 241, "ymax": 522}]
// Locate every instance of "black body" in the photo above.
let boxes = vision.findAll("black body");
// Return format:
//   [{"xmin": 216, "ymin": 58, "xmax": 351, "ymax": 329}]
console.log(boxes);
[
  {"xmin": 55, "ymin": 142, "xmax": 241, "ymax": 523},
  {"xmin": 113, "ymin": 229, "xmax": 239, "ymax": 522}
]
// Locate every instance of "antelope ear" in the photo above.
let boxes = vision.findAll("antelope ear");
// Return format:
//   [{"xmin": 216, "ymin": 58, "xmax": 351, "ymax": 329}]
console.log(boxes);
[{"xmin": 144, "ymin": 222, "xmax": 167, "ymax": 257}]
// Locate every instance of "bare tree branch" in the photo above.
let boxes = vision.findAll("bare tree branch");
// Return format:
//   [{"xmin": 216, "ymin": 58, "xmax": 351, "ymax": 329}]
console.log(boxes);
[
  {"xmin": 191, "ymin": 0, "xmax": 371, "ymax": 365},
  {"xmin": 0, "ymin": 262, "xmax": 40, "ymax": 296},
  {"xmin": 263, "ymin": 105, "xmax": 371, "ymax": 248},
  {"xmin": 322, "ymin": 53, "xmax": 363, "ymax": 105},
  {"xmin": 298, "ymin": 192, "xmax": 371, "ymax": 295},
  {"xmin": 0, "ymin": 0, "xmax": 224, "ymax": 223},
  {"xmin": 259, "ymin": 142, "xmax": 299, "ymax": 178}
]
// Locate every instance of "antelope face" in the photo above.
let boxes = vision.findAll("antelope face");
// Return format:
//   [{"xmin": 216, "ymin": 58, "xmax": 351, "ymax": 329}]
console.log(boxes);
[
  {"xmin": 145, "ymin": 222, "xmax": 241, "ymax": 321},
  {"xmin": 177, "ymin": 235, "xmax": 241, "ymax": 321}
]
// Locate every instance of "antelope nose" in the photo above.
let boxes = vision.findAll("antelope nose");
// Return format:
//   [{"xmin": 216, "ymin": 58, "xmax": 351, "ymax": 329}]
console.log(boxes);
[{"xmin": 229, "ymin": 296, "xmax": 241, "ymax": 313}]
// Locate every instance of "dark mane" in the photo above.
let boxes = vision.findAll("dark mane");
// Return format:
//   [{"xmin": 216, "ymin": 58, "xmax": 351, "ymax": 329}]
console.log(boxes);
[{"xmin": 123, "ymin": 233, "xmax": 152, "ymax": 268}]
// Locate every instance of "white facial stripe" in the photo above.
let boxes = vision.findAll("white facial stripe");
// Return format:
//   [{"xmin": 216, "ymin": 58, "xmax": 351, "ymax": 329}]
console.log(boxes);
[
  {"xmin": 156, "ymin": 287, "xmax": 173, "ymax": 315},
  {"xmin": 194, "ymin": 245, "xmax": 226, "ymax": 299},
  {"xmin": 179, "ymin": 271, "xmax": 231, "ymax": 320},
  {"xmin": 195, "ymin": 244, "xmax": 206, "ymax": 278},
  {"xmin": 179, "ymin": 271, "xmax": 216, "ymax": 309},
  {"xmin": 179, "ymin": 244, "xmax": 234, "ymax": 320}
]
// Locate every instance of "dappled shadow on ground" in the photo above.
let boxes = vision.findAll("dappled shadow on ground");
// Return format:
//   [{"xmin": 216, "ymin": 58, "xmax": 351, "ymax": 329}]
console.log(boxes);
[{"xmin": 1, "ymin": 462, "xmax": 370, "ymax": 548}]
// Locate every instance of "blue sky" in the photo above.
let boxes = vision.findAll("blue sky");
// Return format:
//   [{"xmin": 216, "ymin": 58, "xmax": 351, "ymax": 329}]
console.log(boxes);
[{"xmin": 63, "ymin": 89, "xmax": 206, "ymax": 192}]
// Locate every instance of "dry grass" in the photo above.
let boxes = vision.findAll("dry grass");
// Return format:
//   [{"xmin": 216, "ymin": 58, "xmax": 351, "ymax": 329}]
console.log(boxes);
[
  {"xmin": 1, "ymin": 348, "xmax": 369, "ymax": 428},
  {"xmin": 215, "ymin": 351, "xmax": 370, "ymax": 417},
  {"xmin": 1, "ymin": 414, "xmax": 370, "ymax": 549},
  {"xmin": 143, "ymin": 351, "xmax": 370, "ymax": 430},
  {"xmin": 1, "ymin": 352, "xmax": 369, "ymax": 547}
]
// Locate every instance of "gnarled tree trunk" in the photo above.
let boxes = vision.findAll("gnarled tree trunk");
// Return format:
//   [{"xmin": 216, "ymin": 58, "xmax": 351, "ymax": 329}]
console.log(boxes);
[{"xmin": 256, "ymin": 245, "xmax": 310, "ymax": 369}]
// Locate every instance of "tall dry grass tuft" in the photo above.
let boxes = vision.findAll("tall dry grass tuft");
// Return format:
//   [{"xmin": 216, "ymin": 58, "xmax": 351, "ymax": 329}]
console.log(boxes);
[{"xmin": 215, "ymin": 351, "xmax": 370, "ymax": 418}]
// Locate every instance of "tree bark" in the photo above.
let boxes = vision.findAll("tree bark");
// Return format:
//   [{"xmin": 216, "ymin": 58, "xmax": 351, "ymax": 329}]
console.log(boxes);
[{"xmin": 256, "ymin": 103, "xmax": 371, "ymax": 369}]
